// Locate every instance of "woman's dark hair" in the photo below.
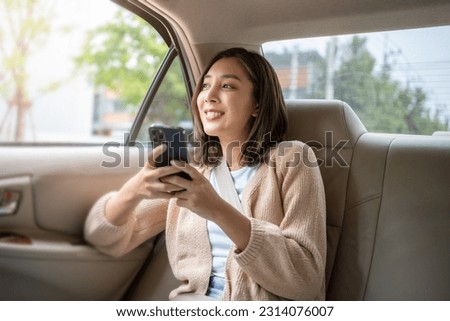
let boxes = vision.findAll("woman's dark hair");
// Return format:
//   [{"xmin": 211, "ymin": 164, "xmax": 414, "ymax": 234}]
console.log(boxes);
[{"xmin": 191, "ymin": 47, "xmax": 288, "ymax": 167}]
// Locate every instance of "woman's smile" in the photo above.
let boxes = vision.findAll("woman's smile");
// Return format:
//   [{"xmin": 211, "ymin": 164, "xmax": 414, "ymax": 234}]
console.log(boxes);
[{"xmin": 204, "ymin": 109, "xmax": 225, "ymax": 121}]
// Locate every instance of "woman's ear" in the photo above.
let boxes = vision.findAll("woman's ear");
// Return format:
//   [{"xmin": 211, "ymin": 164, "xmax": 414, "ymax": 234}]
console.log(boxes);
[{"xmin": 252, "ymin": 104, "xmax": 259, "ymax": 117}]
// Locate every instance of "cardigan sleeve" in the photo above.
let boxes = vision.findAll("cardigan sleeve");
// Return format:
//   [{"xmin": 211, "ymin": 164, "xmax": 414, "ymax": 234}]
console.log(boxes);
[
  {"xmin": 234, "ymin": 142, "xmax": 327, "ymax": 300},
  {"xmin": 84, "ymin": 192, "xmax": 169, "ymax": 257}
]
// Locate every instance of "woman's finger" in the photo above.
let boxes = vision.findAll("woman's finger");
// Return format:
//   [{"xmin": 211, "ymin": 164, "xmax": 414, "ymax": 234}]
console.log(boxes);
[
  {"xmin": 151, "ymin": 191, "xmax": 175, "ymax": 200},
  {"xmin": 169, "ymin": 160, "xmax": 200, "ymax": 179},
  {"xmin": 152, "ymin": 164, "xmax": 185, "ymax": 178},
  {"xmin": 147, "ymin": 144, "xmax": 167, "ymax": 168}
]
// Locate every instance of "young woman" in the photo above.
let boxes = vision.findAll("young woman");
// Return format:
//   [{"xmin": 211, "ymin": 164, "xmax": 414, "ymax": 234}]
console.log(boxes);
[{"xmin": 84, "ymin": 48, "xmax": 326, "ymax": 300}]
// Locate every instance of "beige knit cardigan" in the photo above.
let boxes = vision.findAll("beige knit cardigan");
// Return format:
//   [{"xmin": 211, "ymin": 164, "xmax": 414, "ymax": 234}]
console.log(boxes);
[{"xmin": 84, "ymin": 141, "xmax": 327, "ymax": 300}]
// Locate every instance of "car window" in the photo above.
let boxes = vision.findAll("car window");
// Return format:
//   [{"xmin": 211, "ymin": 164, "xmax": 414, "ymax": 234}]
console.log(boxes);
[
  {"xmin": 135, "ymin": 56, "xmax": 192, "ymax": 144},
  {"xmin": 0, "ymin": 0, "xmax": 178, "ymax": 144},
  {"xmin": 263, "ymin": 26, "xmax": 450, "ymax": 135}
]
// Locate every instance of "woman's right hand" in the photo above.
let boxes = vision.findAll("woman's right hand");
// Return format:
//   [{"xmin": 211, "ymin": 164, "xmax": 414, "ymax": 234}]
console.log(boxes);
[
  {"xmin": 104, "ymin": 144, "xmax": 185, "ymax": 226},
  {"xmin": 131, "ymin": 144, "xmax": 190, "ymax": 200}
]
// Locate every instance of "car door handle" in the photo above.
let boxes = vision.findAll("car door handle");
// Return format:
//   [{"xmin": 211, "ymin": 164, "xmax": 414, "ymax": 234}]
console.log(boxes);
[{"xmin": 0, "ymin": 190, "xmax": 21, "ymax": 216}]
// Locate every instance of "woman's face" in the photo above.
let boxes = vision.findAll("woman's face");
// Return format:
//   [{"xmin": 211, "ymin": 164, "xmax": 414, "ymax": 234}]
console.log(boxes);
[{"xmin": 197, "ymin": 57, "xmax": 257, "ymax": 146}]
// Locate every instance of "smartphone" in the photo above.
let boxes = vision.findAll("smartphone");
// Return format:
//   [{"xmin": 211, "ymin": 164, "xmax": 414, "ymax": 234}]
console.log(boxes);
[{"xmin": 148, "ymin": 125, "xmax": 191, "ymax": 180}]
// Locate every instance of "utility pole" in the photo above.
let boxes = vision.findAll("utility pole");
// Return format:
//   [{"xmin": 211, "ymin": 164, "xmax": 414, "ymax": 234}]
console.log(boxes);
[
  {"xmin": 289, "ymin": 45, "xmax": 299, "ymax": 99},
  {"xmin": 325, "ymin": 37, "xmax": 337, "ymax": 99}
]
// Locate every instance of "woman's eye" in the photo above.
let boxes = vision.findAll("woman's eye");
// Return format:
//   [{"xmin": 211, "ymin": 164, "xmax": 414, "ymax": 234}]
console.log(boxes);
[
  {"xmin": 223, "ymin": 84, "xmax": 234, "ymax": 89},
  {"xmin": 201, "ymin": 83, "xmax": 210, "ymax": 90}
]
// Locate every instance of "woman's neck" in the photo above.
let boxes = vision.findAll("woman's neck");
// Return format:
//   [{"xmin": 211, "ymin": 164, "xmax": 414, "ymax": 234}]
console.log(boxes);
[{"xmin": 221, "ymin": 140, "xmax": 243, "ymax": 171}]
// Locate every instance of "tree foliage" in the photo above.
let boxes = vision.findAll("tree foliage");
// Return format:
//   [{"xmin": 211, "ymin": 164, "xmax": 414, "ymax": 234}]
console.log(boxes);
[
  {"xmin": 75, "ymin": 9, "xmax": 190, "ymax": 127},
  {"xmin": 267, "ymin": 36, "xmax": 447, "ymax": 135},
  {"xmin": 333, "ymin": 36, "xmax": 447, "ymax": 134},
  {"xmin": 334, "ymin": 36, "xmax": 377, "ymax": 117}
]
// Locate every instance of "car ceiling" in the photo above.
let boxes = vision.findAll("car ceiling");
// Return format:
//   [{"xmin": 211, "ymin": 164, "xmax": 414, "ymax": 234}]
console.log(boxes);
[{"xmin": 141, "ymin": 0, "xmax": 450, "ymax": 45}]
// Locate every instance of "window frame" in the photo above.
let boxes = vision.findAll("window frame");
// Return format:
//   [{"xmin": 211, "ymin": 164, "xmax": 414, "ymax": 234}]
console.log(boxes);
[
  {"xmin": 0, "ymin": 0, "xmax": 193, "ymax": 147},
  {"xmin": 126, "ymin": 46, "xmax": 178, "ymax": 146},
  {"xmin": 115, "ymin": 0, "xmax": 194, "ymax": 147}
]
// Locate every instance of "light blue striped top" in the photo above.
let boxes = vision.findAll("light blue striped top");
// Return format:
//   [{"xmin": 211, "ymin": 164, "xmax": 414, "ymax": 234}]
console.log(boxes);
[{"xmin": 207, "ymin": 165, "xmax": 258, "ymax": 278}]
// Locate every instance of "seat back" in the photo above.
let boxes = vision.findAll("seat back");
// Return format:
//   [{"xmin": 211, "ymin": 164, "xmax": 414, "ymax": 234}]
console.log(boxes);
[
  {"xmin": 360, "ymin": 136, "xmax": 450, "ymax": 300},
  {"xmin": 286, "ymin": 99, "xmax": 450, "ymax": 300},
  {"xmin": 285, "ymin": 99, "xmax": 367, "ymax": 290},
  {"xmin": 328, "ymin": 133, "xmax": 450, "ymax": 300}
]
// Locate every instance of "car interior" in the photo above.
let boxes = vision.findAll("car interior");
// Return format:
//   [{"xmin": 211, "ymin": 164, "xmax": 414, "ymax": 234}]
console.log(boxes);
[{"xmin": 0, "ymin": 0, "xmax": 449, "ymax": 300}]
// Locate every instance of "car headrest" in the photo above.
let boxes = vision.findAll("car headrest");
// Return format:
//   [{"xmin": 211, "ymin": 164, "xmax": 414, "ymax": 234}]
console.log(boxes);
[{"xmin": 285, "ymin": 99, "xmax": 367, "ymax": 149}]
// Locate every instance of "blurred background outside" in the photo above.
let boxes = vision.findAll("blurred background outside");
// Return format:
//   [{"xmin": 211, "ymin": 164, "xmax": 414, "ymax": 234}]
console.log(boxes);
[{"xmin": 1, "ymin": 0, "xmax": 449, "ymax": 144}]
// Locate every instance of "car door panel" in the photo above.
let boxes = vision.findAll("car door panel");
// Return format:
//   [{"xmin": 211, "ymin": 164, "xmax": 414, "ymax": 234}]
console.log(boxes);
[
  {"xmin": 0, "ymin": 176, "xmax": 34, "ymax": 229},
  {"xmin": 0, "ymin": 146, "xmax": 152, "ymax": 300},
  {"xmin": 0, "ymin": 231, "xmax": 150, "ymax": 300}
]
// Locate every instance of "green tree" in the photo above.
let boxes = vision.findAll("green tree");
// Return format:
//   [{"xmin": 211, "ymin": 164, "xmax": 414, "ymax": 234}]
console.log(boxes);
[
  {"xmin": 75, "ymin": 9, "xmax": 189, "ymax": 126},
  {"xmin": 367, "ymin": 65, "xmax": 408, "ymax": 133},
  {"xmin": 304, "ymin": 51, "xmax": 327, "ymax": 99},
  {"xmin": 334, "ymin": 36, "xmax": 378, "ymax": 124},
  {"xmin": 333, "ymin": 36, "xmax": 447, "ymax": 134},
  {"xmin": 400, "ymin": 87, "xmax": 446, "ymax": 134},
  {"xmin": 0, "ymin": 0, "xmax": 53, "ymax": 141}
]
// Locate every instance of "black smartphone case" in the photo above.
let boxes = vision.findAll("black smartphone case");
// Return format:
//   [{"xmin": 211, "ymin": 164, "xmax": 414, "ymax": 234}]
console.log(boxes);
[{"xmin": 148, "ymin": 125, "xmax": 191, "ymax": 180}]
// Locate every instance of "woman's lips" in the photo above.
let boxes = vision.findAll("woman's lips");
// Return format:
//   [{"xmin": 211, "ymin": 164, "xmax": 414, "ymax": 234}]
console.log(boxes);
[{"xmin": 204, "ymin": 110, "xmax": 224, "ymax": 120}]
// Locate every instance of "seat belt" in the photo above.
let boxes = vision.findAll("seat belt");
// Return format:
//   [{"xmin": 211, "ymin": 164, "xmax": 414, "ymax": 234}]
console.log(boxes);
[{"xmin": 214, "ymin": 160, "xmax": 244, "ymax": 214}]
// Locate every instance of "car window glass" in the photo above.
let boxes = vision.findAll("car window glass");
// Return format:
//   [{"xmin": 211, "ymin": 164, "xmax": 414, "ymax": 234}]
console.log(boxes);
[
  {"xmin": 0, "ymin": 0, "xmax": 168, "ymax": 144},
  {"xmin": 263, "ymin": 26, "xmax": 450, "ymax": 135},
  {"xmin": 135, "ymin": 57, "xmax": 192, "ymax": 144}
]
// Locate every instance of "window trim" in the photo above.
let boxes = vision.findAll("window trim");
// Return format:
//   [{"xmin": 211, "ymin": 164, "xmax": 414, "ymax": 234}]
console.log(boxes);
[
  {"xmin": 115, "ymin": 0, "xmax": 194, "ymax": 147},
  {"xmin": 126, "ymin": 46, "xmax": 178, "ymax": 146}
]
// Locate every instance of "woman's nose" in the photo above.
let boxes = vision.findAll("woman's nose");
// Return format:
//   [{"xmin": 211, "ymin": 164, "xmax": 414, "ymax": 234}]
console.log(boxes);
[{"xmin": 204, "ymin": 86, "xmax": 218, "ymax": 102}]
